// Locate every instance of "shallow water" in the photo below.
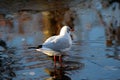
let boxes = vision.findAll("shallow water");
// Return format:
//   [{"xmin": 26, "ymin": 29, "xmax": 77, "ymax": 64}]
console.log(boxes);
[{"xmin": 1, "ymin": 40, "xmax": 120, "ymax": 80}]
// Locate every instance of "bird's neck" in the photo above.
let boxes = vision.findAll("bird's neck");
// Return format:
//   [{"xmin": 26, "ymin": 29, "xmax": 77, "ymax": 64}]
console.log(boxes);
[
  {"xmin": 59, "ymin": 31, "xmax": 72, "ymax": 45},
  {"xmin": 59, "ymin": 31, "xmax": 71, "ymax": 40}
]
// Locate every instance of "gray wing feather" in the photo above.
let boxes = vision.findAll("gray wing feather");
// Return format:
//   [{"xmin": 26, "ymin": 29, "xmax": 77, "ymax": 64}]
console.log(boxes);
[{"xmin": 43, "ymin": 36, "xmax": 70, "ymax": 51}]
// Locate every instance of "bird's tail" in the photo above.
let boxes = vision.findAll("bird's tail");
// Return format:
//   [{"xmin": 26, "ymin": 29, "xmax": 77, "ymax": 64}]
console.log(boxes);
[
  {"xmin": 28, "ymin": 45, "xmax": 42, "ymax": 49},
  {"xmin": 28, "ymin": 47, "xmax": 37, "ymax": 49}
]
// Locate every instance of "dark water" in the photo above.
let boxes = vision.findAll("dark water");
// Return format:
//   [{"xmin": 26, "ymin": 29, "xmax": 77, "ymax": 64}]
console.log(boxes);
[{"xmin": 0, "ymin": 41, "xmax": 120, "ymax": 80}]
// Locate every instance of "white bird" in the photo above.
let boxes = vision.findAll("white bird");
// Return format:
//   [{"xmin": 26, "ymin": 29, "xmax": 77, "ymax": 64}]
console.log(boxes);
[{"xmin": 29, "ymin": 26, "xmax": 73, "ymax": 67}]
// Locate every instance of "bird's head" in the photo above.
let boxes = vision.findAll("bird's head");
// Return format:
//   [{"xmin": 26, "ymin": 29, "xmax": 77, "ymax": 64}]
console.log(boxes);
[{"xmin": 59, "ymin": 26, "xmax": 73, "ymax": 36}]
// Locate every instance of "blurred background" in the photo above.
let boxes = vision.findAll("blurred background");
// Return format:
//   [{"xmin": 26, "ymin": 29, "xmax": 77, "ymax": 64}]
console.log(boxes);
[{"xmin": 0, "ymin": 0, "xmax": 120, "ymax": 47}]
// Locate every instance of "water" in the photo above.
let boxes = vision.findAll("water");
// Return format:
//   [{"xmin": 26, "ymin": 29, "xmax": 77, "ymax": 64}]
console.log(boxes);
[{"xmin": 1, "ymin": 40, "xmax": 120, "ymax": 80}]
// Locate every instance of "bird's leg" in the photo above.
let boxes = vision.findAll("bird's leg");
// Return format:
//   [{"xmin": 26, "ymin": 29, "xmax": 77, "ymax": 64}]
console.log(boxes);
[
  {"xmin": 54, "ymin": 55, "xmax": 56, "ymax": 67},
  {"xmin": 59, "ymin": 55, "xmax": 63, "ymax": 67}
]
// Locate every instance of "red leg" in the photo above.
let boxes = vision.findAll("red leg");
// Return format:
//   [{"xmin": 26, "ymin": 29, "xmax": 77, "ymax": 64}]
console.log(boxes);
[
  {"xmin": 54, "ymin": 55, "xmax": 56, "ymax": 67},
  {"xmin": 59, "ymin": 55, "xmax": 63, "ymax": 67}
]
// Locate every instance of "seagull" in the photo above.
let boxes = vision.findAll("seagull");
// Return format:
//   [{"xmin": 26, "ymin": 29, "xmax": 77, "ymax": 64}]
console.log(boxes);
[{"xmin": 29, "ymin": 26, "xmax": 73, "ymax": 67}]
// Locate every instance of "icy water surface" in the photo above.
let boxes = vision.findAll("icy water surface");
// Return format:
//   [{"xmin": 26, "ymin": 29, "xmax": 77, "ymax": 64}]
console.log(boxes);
[{"xmin": 1, "ymin": 41, "xmax": 120, "ymax": 80}]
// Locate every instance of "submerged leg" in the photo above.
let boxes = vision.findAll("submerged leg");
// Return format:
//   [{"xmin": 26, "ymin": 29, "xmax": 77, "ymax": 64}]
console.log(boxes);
[{"xmin": 59, "ymin": 55, "xmax": 63, "ymax": 67}]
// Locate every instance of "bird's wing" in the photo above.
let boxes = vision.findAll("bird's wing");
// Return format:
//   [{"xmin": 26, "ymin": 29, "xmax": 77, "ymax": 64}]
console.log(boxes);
[
  {"xmin": 44, "ymin": 36, "xmax": 57, "ymax": 43},
  {"xmin": 43, "ymin": 36, "xmax": 71, "ymax": 51}
]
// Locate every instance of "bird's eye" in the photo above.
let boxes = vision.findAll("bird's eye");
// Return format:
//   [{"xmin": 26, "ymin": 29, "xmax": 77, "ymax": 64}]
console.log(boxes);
[{"xmin": 67, "ymin": 27, "xmax": 71, "ymax": 33}]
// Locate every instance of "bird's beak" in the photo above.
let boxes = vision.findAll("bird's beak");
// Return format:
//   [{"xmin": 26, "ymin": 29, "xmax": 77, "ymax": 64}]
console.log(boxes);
[{"xmin": 70, "ymin": 27, "xmax": 74, "ymax": 32}]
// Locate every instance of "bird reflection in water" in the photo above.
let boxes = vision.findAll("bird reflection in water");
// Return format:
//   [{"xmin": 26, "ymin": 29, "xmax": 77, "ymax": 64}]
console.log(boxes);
[
  {"xmin": 44, "ymin": 66, "xmax": 71, "ymax": 80},
  {"xmin": 44, "ymin": 55, "xmax": 84, "ymax": 80}
]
